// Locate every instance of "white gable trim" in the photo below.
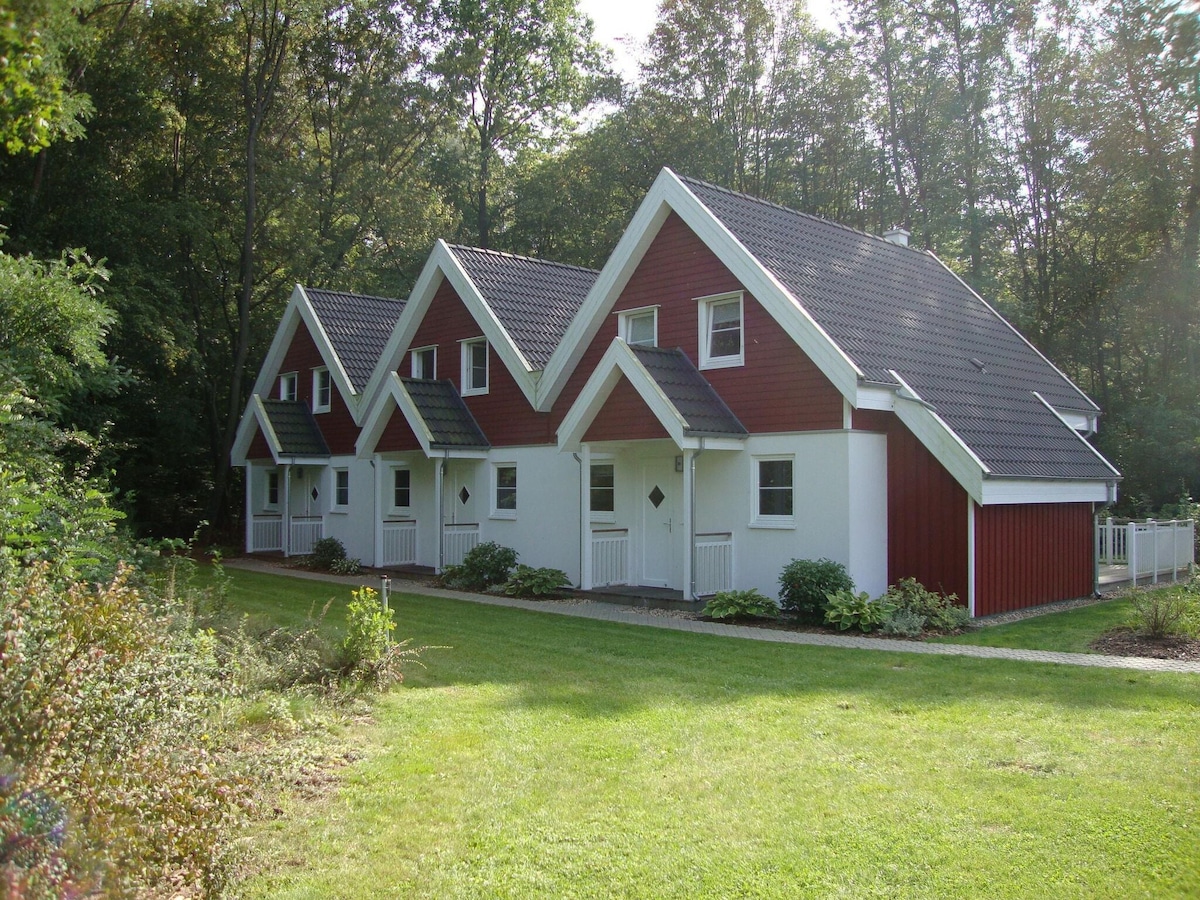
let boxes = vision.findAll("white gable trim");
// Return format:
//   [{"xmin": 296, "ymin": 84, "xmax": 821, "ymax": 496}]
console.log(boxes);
[
  {"xmin": 230, "ymin": 394, "xmax": 328, "ymax": 466},
  {"xmin": 359, "ymin": 241, "xmax": 538, "ymax": 416},
  {"xmin": 356, "ymin": 372, "xmax": 489, "ymax": 460},
  {"xmin": 1032, "ymin": 392, "xmax": 1121, "ymax": 477},
  {"xmin": 537, "ymin": 169, "xmax": 865, "ymax": 412},
  {"xmin": 889, "ymin": 370, "xmax": 987, "ymax": 504},
  {"xmin": 980, "ymin": 478, "xmax": 1113, "ymax": 505}
]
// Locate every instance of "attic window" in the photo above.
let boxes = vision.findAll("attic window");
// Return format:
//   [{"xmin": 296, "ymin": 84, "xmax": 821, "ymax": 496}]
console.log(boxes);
[
  {"xmin": 279, "ymin": 372, "xmax": 297, "ymax": 402},
  {"xmin": 619, "ymin": 307, "xmax": 658, "ymax": 348},
  {"xmin": 698, "ymin": 292, "xmax": 744, "ymax": 370},
  {"xmin": 412, "ymin": 346, "xmax": 436, "ymax": 380},
  {"xmin": 461, "ymin": 338, "xmax": 488, "ymax": 396},
  {"xmin": 313, "ymin": 367, "xmax": 331, "ymax": 413}
]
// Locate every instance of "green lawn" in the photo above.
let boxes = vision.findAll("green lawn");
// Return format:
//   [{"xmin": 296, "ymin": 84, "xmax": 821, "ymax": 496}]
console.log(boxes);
[
  {"xmin": 226, "ymin": 569, "xmax": 1200, "ymax": 899},
  {"xmin": 935, "ymin": 598, "xmax": 1134, "ymax": 653}
]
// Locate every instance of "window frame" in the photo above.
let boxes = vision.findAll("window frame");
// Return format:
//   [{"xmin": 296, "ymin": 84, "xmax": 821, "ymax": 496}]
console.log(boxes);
[
  {"xmin": 460, "ymin": 337, "xmax": 489, "ymax": 396},
  {"xmin": 491, "ymin": 463, "xmax": 517, "ymax": 519},
  {"xmin": 313, "ymin": 367, "xmax": 332, "ymax": 413},
  {"xmin": 751, "ymin": 455, "xmax": 795, "ymax": 528},
  {"xmin": 279, "ymin": 372, "xmax": 298, "ymax": 402},
  {"xmin": 390, "ymin": 466, "xmax": 412, "ymax": 514},
  {"xmin": 618, "ymin": 306, "xmax": 658, "ymax": 348},
  {"xmin": 589, "ymin": 461, "xmax": 615, "ymax": 523},
  {"xmin": 265, "ymin": 470, "xmax": 280, "ymax": 509},
  {"xmin": 332, "ymin": 467, "xmax": 350, "ymax": 510},
  {"xmin": 697, "ymin": 291, "xmax": 745, "ymax": 370},
  {"xmin": 411, "ymin": 345, "xmax": 437, "ymax": 380}
]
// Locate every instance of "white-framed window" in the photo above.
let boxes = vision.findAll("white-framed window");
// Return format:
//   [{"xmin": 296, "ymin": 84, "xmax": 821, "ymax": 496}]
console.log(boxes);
[
  {"xmin": 461, "ymin": 338, "xmax": 488, "ymax": 396},
  {"xmin": 619, "ymin": 307, "xmax": 658, "ymax": 348},
  {"xmin": 265, "ymin": 470, "xmax": 280, "ymax": 509},
  {"xmin": 333, "ymin": 468, "xmax": 350, "ymax": 509},
  {"xmin": 391, "ymin": 467, "xmax": 411, "ymax": 512},
  {"xmin": 698, "ymin": 291, "xmax": 744, "ymax": 369},
  {"xmin": 411, "ymin": 346, "xmax": 436, "ymax": 380},
  {"xmin": 313, "ymin": 367, "xmax": 332, "ymax": 413},
  {"xmin": 751, "ymin": 456, "xmax": 794, "ymax": 527},
  {"xmin": 589, "ymin": 462, "xmax": 615, "ymax": 523},
  {"xmin": 492, "ymin": 463, "xmax": 516, "ymax": 518},
  {"xmin": 279, "ymin": 372, "xmax": 298, "ymax": 401}
]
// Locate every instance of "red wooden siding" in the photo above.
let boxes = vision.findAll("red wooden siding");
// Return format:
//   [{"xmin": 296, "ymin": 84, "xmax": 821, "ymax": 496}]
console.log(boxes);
[
  {"xmin": 375, "ymin": 404, "xmax": 423, "ymax": 453},
  {"xmin": 583, "ymin": 375, "xmax": 671, "ymax": 443},
  {"xmin": 408, "ymin": 279, "xmax": 554, "ymax": 446},
  {"xmin": 552, "ymin": 213, "xmax": 844, "ymax": 435},
  {"xmin": 278, "ymin": 325, "xmax": 359, "ymax": 455},
  {"xmin": 975, "ymin": 503, "xmax": 1094, "ymax": 615},
  {"xmin": 248, "ymin": 428, "xmax": 272, "ymax": 461}
]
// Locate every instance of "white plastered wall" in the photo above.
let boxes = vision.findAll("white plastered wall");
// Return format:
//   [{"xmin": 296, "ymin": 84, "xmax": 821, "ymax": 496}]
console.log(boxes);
[{"xmin": 319, "ymin": 456, "xmax": 377, "ymax": 562}]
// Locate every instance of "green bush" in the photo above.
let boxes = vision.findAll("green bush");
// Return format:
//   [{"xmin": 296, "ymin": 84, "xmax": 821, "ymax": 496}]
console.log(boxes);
[
  {"xmin": 308, "ymin": 536, "xmax": 348, "ymax": 571},
  {"xmin": 330, "ymin": 555, "xmax": 362, "ymax": 576},
  {"xmin": 778, "ymin": 558, "xmax": 854, "ymax": 623},
  {"xmin": 881, "ymin": 607, "xmax": 927, "ymax": 637},
  {"xmin": 882, "ymin": 577, "xmax": 969, "ymax": 633},
  {"xmin": 442, "ymin": 541, "xmax": 518, "ymax": 591},
  {"xmin": 823, "ymin": 589, "xmax": 893, "ymax": 632},
  {"xmin": 503, "ymin": 564, "xmax": 570, "ymax": 598},
  {"xmin": 1127, "ymin": 585, "xmax": 1199, "ymax": 638},
  {"xmin": 702, "ymin": 589, "xmax": 780, "ymax": 621}
]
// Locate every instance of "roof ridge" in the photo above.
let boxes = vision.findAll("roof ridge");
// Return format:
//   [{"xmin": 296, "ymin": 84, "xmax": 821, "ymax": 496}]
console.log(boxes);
[
  {"xmin": 678, "ymin": 175, "xmax": 921, "ymax": 252},
  {"xmin": 446, "ymin": 244, "xmax": 600, "ymax": 276}
]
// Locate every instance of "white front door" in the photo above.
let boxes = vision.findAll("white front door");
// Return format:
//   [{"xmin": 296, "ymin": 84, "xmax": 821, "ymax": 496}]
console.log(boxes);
[
  {"xmin": 443, "ymin": 461, "xmax": 477, "ymax": 525},
  {"xmin": 641, "ymin": 458, "xmax": 679, "ymax": 588}
]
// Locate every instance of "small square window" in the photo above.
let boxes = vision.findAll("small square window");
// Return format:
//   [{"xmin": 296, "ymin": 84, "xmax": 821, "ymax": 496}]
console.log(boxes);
[
  {"xmin": 313, "ymin": 368, "xmax": 332, "ymax": 413},
  {"xmin": 412, "ymin": 346, "xmax": 436, "ymax": 380},
  {"xmin": 619, "ymin": 308, "xmax": 657, "ymax": 347},
  {"xmin": 590, "ymin": 463, "xmax": 614, "ymax": 513},
  {"xmin": 334, "ymin": 468, "xmax": 349, "ymax": 508},
  {"xmin": 279, "ymin": 372, "xmax": 297, "ymax": 402},
  {"xmin": 266, "ymin": 470, "xmax": 279, "ymax": 507},
  {"xmin": 699, "ymin": 293, "xmax": 744, "ymax": 369},
  {"xmin": 461, "ymin": 338, "xmax": 488, "ymax": 396},
  {"xmin": 493, "ymin": 464, "xmax": 516, "ymax": 517},
  {"xmin": 392, "ymin": 468, "xmax": 411, "ymax": 510},
  {"xmin": 752, "ymin": 457, "xmax": 794, "ymax": 527}
]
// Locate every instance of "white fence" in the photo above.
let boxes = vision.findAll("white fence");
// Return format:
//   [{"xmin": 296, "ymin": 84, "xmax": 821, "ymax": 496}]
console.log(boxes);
[
  {"xmin": 591, "ymin": 528, "xmax": 629, "ymax": 587},
  {"xmin": 694, "ymin": 532, "xmax": 734, "ymax": 596},
  {"xmin": 289, "ymin": 517, "xmax": 324, "ymax": 556},
  {"xmin": 1098, "ymin": 517, "xmax": 1194, "ymax": 585},
  {"xmin": 250, "ymin": 516, "xmax": 283, "ymax": 552},
  {"xmin": 382, "ymin": 520, "xmax": 417, "ymax": 567},
  {"xmin": 442, "ymin": 523, "xmax": 480, "ymax": 568}
]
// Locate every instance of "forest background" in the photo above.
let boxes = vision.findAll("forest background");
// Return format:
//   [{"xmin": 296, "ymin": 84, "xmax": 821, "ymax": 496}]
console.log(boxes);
[{"xmin": 1, "ymin": 0, "xmax": 1197, "ymax": 540}]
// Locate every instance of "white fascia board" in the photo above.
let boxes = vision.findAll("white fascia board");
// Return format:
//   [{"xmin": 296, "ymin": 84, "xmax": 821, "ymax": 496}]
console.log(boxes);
[
  {"xmin": 389, "ymin": 375, "xmax": 438, "ymax": 458},
  {"xmin": 1032, "ymin": 392, "xmax": 1122, "ymax": 477},
  {"xmin": 680, "ymin": 436, "xmax": 745, "ymax": 451},
  {"xmin": 855, "ymin": 386, "xmax": 896, "ymax": 411},
  {"xmin": 1057, "ymin": 410, "xmax": 1092, "ymax": 432},
  {"xmin": 889, "ymin": 371, "xmax": 986, "ymax": 503},
  {"xmin": 557, "ymin": 339, "xmax": 689, "ymax": 452},
  {"xmin": 295, "ymin": 285, "xmax": 359, "ymax": 421},
  {"xmin": 250, "ymin": 286, "xmax": 305, "ymax": 399},
  {"xmin": 356, "ymin": 372, "xmax": 436, "ymax": 459},
  {"xmin": 980, "ymin": 479, "xmax": 1114, "ymax": 505},
  {"xmin": 928, "ymin": 253, "xmax": 1100, "ymax": 413},
  {"xmin": 231, "ymin": 395, "xmax": 268, "ymax": 466}
]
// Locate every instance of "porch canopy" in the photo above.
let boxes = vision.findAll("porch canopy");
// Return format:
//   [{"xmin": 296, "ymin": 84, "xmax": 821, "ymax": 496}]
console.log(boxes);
[
  {"xmin": 233, "ymin": 396, "xmax": 331, "ymax": 465},
  {"xmin": 357, "ymin": 372, "xmax": 490, "ymax": 460}
]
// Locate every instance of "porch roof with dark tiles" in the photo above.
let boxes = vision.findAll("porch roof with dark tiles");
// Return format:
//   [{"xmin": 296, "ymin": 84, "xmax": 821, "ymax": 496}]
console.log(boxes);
[
  {"xmin": 260, "ymin": 400, "xmax": 330, "ymax": 457},
  {"xmin": 305, "ymin": 288, "xmax": 405, "ymax": 393},
  {"xmin": 630, "ymin": 345, "xmax": 748, "ymax": 438},
  {"xmin": 402, "ymin": 378, "xmax": 490, "ymax": 450}
]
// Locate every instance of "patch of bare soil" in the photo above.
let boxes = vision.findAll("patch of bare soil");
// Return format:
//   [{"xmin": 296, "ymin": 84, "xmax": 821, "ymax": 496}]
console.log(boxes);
[{"xmin": 1091, "ymin": 628, "xmax": 1200, "ymax": 661}]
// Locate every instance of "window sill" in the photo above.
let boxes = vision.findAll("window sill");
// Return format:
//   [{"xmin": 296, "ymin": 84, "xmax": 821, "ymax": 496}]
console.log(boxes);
[
  {"xmin": 329, "ymin": 507, "xmax": 349, "ymax": 515},
  {"xmin": 489, "ymin": 511, "xmax": 516, "ymax": 521},
  {"xmin": 699, "ymin": 355, "xmax": 743, "ymax": 371},
  {"xmin": 589, "ymin": 512, "xmax": 616, "ymax": 524},
  {"xmin": 749, "ymin": 518, "xmax": 795, "ymax": 530},
  {"xmin": 461, "ymin": 387, "xmax": 488, "ymax": 398},
  {"xmin": 313, "ymin": 406, "xmax": 331, "ymax": 415}
]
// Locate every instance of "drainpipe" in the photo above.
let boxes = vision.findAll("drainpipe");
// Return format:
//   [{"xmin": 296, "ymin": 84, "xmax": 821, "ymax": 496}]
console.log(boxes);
[
  {"xmin": 436, "ymin": 450, "xmax": 448, "ymax": 574},
  {"xmin": 689, "ymin": 438, "xmax": 705, "ymax": 601},
  {"xmin": 573, "ymin": 452, "xmax": 584, "ymax": 589},
  {"xmin": 369, "ymin": 457, "xmax": 378, "ymax": 568}
]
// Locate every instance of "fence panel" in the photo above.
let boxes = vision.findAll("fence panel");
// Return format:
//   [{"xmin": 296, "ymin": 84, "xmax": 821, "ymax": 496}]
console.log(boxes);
[
  {"xmin": 382, "ymin": 520, "xmax": 417, "ymax": 567},
  {"xmin": 592, "ymin": 529, "xmax": 629, "ymax": 587},
  {"xmin": 443, "ymin": 524, "xmax": 480, "ymax": 568},
  {"xmin": 290, "ymin": 517, "xmax": 323, "ymax": 556},
  {"xmin": 694, "ymin": 533, "xmax": 733, "ymax": 596},
  {"xmin": 250, "ymin": 516, "xmax": 283, "ymax": 552},
  {"xmin": 1125, "ymin": 519, "xmax": 1195, "ymax": 585}
]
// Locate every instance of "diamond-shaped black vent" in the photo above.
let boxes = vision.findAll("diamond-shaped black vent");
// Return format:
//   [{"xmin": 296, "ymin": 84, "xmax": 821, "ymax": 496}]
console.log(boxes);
[
  {"xmin": 458, "ymin": 486, "xmax": 470, "ymax": 505},
  {"xmin": 311, "ymin": 487, "xmax": 319, "ymax": 502},
  {"xmin": 648, "ymin": 486, "xmax": 665, "ymax": 508}
]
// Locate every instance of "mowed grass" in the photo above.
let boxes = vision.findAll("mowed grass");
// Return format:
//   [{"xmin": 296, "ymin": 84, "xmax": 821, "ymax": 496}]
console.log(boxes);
[
  {"xmin": 936, "ymin": 598, "xmax": 1135, "ymax": 653},
  {"xmin": 226, "ymin": 570, "xmax": 1200, "ymax": 899}
]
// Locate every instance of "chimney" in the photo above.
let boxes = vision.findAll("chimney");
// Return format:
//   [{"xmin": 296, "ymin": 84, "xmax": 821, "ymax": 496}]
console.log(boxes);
[{"xmin": 883, "ymin": 227, "xmax": 910, "ymax": 247}]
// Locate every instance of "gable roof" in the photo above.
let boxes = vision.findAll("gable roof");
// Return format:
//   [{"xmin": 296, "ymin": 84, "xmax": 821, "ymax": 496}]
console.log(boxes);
[
  {"xmin": 630, "ymin": 345, "xmax": 747, "ymax": 437},
  {"xmin": 402, "ymin": 378, "xmax": 490, "ymax": 450},
  {"xmin": 304, "ymin": 288, "xmax": 405, "ymax": 394},
  {"xmin": 448, "ymin": 246, "xmax": 597, "ymax": 370},
  {"xmin": 230, "ymin": 396, "xmax": 330, "ymax": 465}
]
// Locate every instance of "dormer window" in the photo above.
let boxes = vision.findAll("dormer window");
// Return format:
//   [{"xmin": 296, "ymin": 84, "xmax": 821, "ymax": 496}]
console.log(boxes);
[
  {"xmin": 461, "ymin": 337, "xmax": 488, "ymax": 396},
  {"xmin": 619, "ymin": 307, "xmax": 658, "ymax": 348},
  {"xmin": 698, "ymin": 292, "xmax": 744, "ymax": 369},
  {"xmin": 313, "ymin": 367, "xmax": 331, "ymax": 413},
  {"xmin": 279, "ymin": 372, "xmax": 298, "ymax": 401},
  {"xmin": 412, "ymin": 346, "xmax": 437, "ymax": 380}
]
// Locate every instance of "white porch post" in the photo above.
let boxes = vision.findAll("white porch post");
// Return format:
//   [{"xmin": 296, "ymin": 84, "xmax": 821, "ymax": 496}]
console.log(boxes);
[
  {"xmin": 373, "ymin": 454, "xmax": 384, "ymax": 569},
  {"xmin": 244, "ymin": 464, "xmax": 254, "ymax": 553},
  {"xmin": 580, "ymin": 442, "xmax": 593, "ymax": 590},
  {"xmin": 434, "ymin": 455, "xmax": 445, "ymax": 574},
  {"xmin": 281, "ymin": 464, "xmax": 291, "ymax": 557},
  {"xmin": 683, "ymin": 447, "xmax": 695, "ymax": 601}
]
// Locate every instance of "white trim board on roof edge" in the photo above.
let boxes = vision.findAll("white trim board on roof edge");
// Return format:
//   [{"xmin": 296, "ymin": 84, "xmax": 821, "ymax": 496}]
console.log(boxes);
[
  {"xmin": 356, "ymin": 373, "xmax": 489, "ymax": 460},
  {"xmin": 230, "ymin": 395, "xmax": 329, "ymax": 467}
]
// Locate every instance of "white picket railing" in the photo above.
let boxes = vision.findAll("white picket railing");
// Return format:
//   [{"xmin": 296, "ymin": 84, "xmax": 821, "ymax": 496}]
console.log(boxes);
[
  {"xmin": 290, "ymin": 517, "xmax": 324, "ymax": 556},
  {"xmin": 382, "ymin": 520, "xmax": 417, "ymax": 567},
  {"xmin": 694, "ymin": 532, "xmax": 734, "ymax": 596},
  {"xmin": 1097, "ymin": 517, "xmax": 1130, "ymax": 564},
  {"xmin": 591, "ymin": 528, "xmax": 629, "ymax": 587},
  {"xmin": 1125, "ymin": 519, "xmax": 1194, "ymax": 585},
  {"xmin": 442, "ymin": 523, "xmax": 480, "ymax": 567},
  {"xmin": 250, "ymin": 516, "xmax": 283, "ymax": 552}
]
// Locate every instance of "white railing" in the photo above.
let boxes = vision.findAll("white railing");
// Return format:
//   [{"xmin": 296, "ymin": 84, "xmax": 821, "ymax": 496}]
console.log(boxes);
[
  {"xmin": 382, "ymin": 520, "xmax": 417, "ymax": 567},
  {"xmin": 591, "ymin": 528, "xmax": 629, "ymax": 587},
  {"xmin": 290, "ymin": 517, "xmax": 324, "ymax": 556},
  {"xmin": 442, "ymin": 523, "xmax": 480, "ymax": 568},
  {"xmin": 1097, "ymin": 517, "xmax": 1130, "ymax": 564},
  {"xmin": 694, "ymin": 532, "xmax": 733, "ymax": 596},
  {"xmin": 250, "ymin": 515, "xmax": 283, "ymax": 552},
  {"xmin": 1126, "ymin": 519, "xmax": 1195, "ymax": 585}
]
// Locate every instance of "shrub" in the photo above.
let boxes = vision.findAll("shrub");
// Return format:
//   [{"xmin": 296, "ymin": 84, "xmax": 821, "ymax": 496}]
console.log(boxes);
[
  {"xmin": 330, "ymin": 556, "xmax": 362, "ymax": 576},
  {"xmin": 823, "ymin": 589, "xmax": 893, "ymax": 632},
  {"xmin": 778, "ymin": 558, "xmax": 854, "ymax": 623},
  {"xmin": 1128, "ymin": 586, "xmax": 1198, "ymax": 639},
  {"xmin": 503, "ymin": 564, "xmax": 570, "ymax": 598},
  {"xmin": 882, "ymin": 577, "xmax": 969, "ymax": 633},
  {"xmin": 702, "ymin": 589, "xmax": 780, "ymax": 621},
  {"xmin": 308, "ymin": 536, "xmax": 348, "ymax": 571},
  {"xmin": 442, "ymin": 541, "xmax": 518, "ymax": 591},
  {"xmin": 881, "ymin": 607, "xmax": 927, "ymax": 637}
]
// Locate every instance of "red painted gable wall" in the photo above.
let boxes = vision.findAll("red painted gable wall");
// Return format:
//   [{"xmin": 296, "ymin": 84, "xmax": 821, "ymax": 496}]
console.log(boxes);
[
  {"xmin": 375, "ymin": 405, "xmax": 423, "ymax": 453},
  {"xmin": 277, "ymin": 325, "xmax": 359, "ymax": 455},
  {"xmin": 407, "ymin": 279, "xmax": 553, "ymax": 446},
  {"xmin": 583, "ymin": 376, "xmax": 671, "ymax": 443},
  {"xmin": 248, "ymin": 428, "xmax": 272, "ymax": 461}
]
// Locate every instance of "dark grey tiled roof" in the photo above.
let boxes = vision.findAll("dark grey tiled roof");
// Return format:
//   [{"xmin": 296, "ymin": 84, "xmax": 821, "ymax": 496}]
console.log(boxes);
[
  {"xmin": 681, "ymin": 177, "xmax": 1116, "ymax": 480},
  {"xmin": 448, "ymin": 246, "xmax": 597, "ymax": 369},
  {"xmin": 260, "ymin": 400, "xmax": 330, "ymax": 457},
  {"xmin": 402, "ymin": 378, "xmax": 489, "ymax": 449},
  {"xmin": 630, "ymin": 346, "xmax": 748, "ymax": 437},
  {"xmin": 305, "ymin": 288, "xmax": 405, "ymax": 393}
]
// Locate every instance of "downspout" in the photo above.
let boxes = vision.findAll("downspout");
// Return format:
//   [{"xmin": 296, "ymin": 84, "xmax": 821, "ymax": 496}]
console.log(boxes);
[
  {"xmin": 369, "ymin": 457, "xmax": 377, "ymax": 568},
  {"xmin": 573, "ymin": 452, "xmax": 583, "ymax": 589},
  {"xmin": 689, "ymin": 438, "xmax": 705, "ymax": 601},
  {"xmin": 437, "ymin": 450, "xmax": 448, "ymax": 573}
]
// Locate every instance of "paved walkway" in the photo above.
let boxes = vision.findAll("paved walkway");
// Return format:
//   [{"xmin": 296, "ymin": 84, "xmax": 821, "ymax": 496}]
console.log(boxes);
[{"xmin": 224, "ymin": 558, "xmax": 1200, "ymax": 675}]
